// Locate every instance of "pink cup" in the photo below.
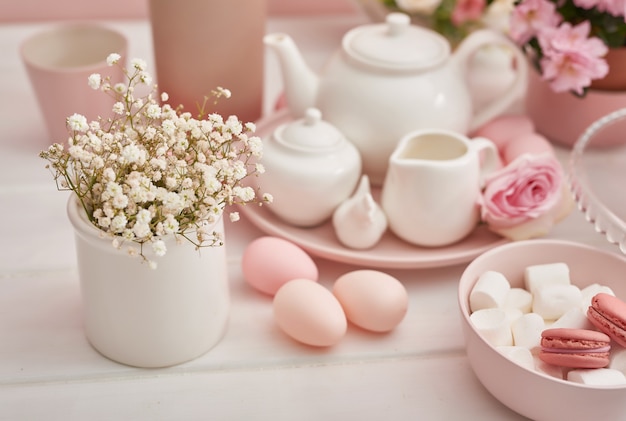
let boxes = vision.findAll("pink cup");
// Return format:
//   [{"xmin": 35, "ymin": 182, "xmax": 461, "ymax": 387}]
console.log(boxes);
[{"xmin": 20, "ymin": 24, "xmax": 127, "ymax": 144}]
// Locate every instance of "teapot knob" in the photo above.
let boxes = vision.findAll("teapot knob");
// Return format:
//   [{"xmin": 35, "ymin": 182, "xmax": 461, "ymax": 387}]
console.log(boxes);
[
  {"xmin": 386, "ymin": 13, "xmax": 410, "ymax": 37},
  {"xmin": 304, "ymin": 107, "xmax": 322, "ymax": 126}
]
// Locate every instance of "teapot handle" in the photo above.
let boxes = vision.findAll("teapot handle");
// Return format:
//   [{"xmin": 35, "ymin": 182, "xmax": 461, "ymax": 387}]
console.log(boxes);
[{"xmin": 453, "ymin": 29, "xmax": 528, "ymax": 133}]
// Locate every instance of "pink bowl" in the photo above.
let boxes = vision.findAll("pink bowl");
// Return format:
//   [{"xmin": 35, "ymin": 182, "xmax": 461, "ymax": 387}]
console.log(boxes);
[{"xmin": 459, "ymin": 239, "xmax": 626, "ymax": 421}]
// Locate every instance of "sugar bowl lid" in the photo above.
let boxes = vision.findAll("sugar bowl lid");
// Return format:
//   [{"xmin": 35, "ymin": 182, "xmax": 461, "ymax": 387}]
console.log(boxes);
[
  {"xmin": 275, "ymin": 108, "xmax": 344, "ymax": 151},
  {"xmin": 342, "ymin": 12, "xmax": 450, "ymax": 71}
]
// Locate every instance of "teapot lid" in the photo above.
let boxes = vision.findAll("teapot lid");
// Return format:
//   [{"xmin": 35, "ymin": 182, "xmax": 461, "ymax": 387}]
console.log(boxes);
[
  {"xmin": 275, "ymin": 108, "xmax": 343, "ymax": 151},
  {"xmin": 343, "ymin": 13, "xmax": 450, "ymax": 71}
]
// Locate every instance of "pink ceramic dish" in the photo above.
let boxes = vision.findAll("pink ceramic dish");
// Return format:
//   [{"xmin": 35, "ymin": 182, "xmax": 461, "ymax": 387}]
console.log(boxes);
[
  {"xmin": 240, "ymin": 111, "xmax": 507, "ymax": 269},
  {"xmin": 458, "ymin": 240, "xmax": 626, "ymax": 421}
]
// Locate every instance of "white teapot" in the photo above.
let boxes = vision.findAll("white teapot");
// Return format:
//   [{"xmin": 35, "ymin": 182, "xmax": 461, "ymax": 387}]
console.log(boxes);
[{"xmin": 264, "ymin": 13, "xmax": 527, "ymax": 185}]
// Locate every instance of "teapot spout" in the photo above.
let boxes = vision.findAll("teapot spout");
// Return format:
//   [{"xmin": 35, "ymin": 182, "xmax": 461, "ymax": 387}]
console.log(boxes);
[{"xmin": 264, "ymin": 33, "xmax": 319, "ymax": 118}]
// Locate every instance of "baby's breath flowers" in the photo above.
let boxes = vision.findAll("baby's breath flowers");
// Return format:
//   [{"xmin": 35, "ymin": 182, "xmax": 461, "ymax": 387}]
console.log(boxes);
[{"xmin": 40, "ymin": 53, "xmax": 271, "ymax": 268}]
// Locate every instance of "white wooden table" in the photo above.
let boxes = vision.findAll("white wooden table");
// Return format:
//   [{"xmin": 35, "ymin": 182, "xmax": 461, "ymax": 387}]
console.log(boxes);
[{"xmin": 0, "ymin": 13, "xmax": 616, "ymax": 420}]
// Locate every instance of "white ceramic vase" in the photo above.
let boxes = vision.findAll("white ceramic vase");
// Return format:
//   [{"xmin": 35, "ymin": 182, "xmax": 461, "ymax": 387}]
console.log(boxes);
[{"xmin": 66, "ymin": 195, "xmax": 230, "ymax": 368}]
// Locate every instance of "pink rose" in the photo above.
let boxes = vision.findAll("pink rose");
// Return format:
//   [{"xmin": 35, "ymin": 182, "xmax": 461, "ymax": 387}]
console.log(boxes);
[{"xmin": 479, "ymin": 153, "xmax": 572, "ymax": 240}]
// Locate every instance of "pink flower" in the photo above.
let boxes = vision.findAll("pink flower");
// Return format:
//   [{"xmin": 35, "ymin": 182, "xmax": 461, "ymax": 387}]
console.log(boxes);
[
  {"xmin": 538, "ymin": 21, "xmax": 609, "ymax": 94},
  {"xmin": 479, "ymin": 153, "xmax": 572, "ymax": 240},
  {"xmin": 573, "ymin": 0, "xmax": 625, "ymax": 17},
  {"xmin": 451, "ymin": 0, "xmax": 486, "ymax": 26},
  {"xmin": 509, "ymin": 0, "xmax": 562, "ymax": 45}
]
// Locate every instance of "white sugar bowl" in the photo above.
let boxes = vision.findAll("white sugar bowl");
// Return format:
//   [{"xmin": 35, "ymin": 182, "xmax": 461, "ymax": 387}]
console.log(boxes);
[{"xmin": 261, "ymin": 108, "xmax": 361, "ymax": 227}]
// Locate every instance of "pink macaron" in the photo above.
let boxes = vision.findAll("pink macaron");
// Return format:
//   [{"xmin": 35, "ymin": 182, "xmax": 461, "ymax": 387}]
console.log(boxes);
[
  {"xmin": 588, "ymin": 293, "xmax": 626, "ymax": 347},
  {"xmin": 539, "ymin": 328, "xmax": 611, "ymax": 369}
]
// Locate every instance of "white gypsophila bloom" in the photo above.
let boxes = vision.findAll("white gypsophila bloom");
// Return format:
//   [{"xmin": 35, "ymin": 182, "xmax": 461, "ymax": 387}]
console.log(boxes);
[
  {"xmin": 245, "ymin": 122, "xmax": 256, "ymax": 132},
  {"xmin": 231, "ymin": 160, "xmax": 247, "ymax": 180},
  {"xmin": 263, "ymin": 193, "xmax": 273, "ymax": 203},
  {"xmin": 132, "ymin": 222, "xmax": 151, "ymax": 239},
  {"xmin": 163, "ymin": 214, "xmax": 179, "ymax": 234},
  {"xmin": 217, "ymin": 87, "xmax": 231, "ymax": 98},
  {"xmin": 150, "ymin": 157, "xmax": 167, "ymax": 171},
  {"xmin": 112, "ymin": 102, "xmax": 125, "ymax": 115},
  {"xmin": 139, "ymin": 72, "xmax": 152, "ymax": 86},
  {"xmin": 92, "ymin": 156, "xmax": 105, "ymax": 169},
  {"xmin": 88, "ymin": 73, "xmax": 102, "ymax": 90},
  {"xmin": 112, "ymin": 193, "xmax": 129, "ymax": 209},
  {"xmin": 162, "ymin": 119, "xmax": 176, "ymax": 136},
  {"xmin": 180, "ymin": 189, "xmax": 196, "ymax": 206},
  {"xmin": 136, "ymin": 208, "xmax": 152, "ymax": 225},
  {"xmin": 121, "ymin": 143, "xmax": 142, "ymax": 164},
  {"xmin": 229, "ymin": 212, "xmax": 240, "ymax": 222},
  {"xmin": 152, "ymin": 240, "xmax": 167, "ymax": 257},
  {"xmin": 234, "ymin": 186, "xmax": 255, "ymax": 202},
  {"xmin": 255, "ymin": 163, "xmax": 265, "ymax": 174},
  {"xmin": 165, "ymin": 176, "xmax": 178, "ymax": 189},
  {"xmin": 103, "ymin": 167, "xmax": 116, "ymax": 181},
  {"xmin": 105, "ymin": 181, "xmax": 123, "ymax": 198},
  {"xmin": 148, "ymin": 260, "xmax": 157, "ymax": 270},
  {"xmin": 395, "ymin": 0, "xmax": 443, "ymax": 14},
  {"xmin": 87, "ymin": 132, "xmax": 102, "ymax": 149},
  {"xmin": 131, "ymin": 58, "xmax": 147, "ymax": 71},
  {"xmin": 114, "ymin": 83, "xmax": 126, "ymax": 94},
  {"xmin": 97, "ymin": 216, "xmax": 111, "ymax": 228},
  {"xmin": 163, "ymin": 191, "xmax": 184, "ymax": 213},
  {"xmin": 67, "ymin": 113, "xmax": 89, "ymax": 132},
  {"xmin": 225, "ymin": 116, "xmax": 243, "ymax": 135},
  {"xmin": 248, "ymin": 136, "xmax": 263, "ymax": 156},
  {"xmin": 143, "ymin": 126, "xmax": 157, "ymax": 140},
  {"xmin": 161, "ymin": 92, "xmax": 169, "ymax": 102},
  {"xmin": 145, "ymin": 104, "xmax": 161, "ymax": 119},
  {"xmin": 204, "ymin": 176, "xmax": 221, "ymax": 195},
  {"xmin": 110, "ymin": 214, "xmax": 128, "ymax": 233},
  {"xmin": 107, "ymin": 53, "xmax": 121, "ymax": 66}
]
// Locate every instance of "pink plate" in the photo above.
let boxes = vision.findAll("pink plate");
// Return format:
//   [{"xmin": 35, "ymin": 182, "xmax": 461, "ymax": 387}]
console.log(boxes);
[{"xmin": 239, "ymin": 110, "xmax": 507, "ymax": 269}]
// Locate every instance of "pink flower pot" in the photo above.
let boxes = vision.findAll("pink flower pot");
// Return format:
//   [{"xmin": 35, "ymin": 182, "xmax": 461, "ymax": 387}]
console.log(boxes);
[{"xmin": 525, "ymin": 68, "xmax": 626, "ymax": 148}]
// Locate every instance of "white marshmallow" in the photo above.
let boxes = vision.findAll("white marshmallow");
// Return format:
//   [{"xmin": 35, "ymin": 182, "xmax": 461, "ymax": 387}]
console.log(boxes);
[
  {"xmin": 503, "ymin": 287, "xmax": 533, "ymax": 314},
  {"xmin": 550, "ymin": 307, "xmax": 594, "ymax": 330},
  {"xmin": 524, "ymin": 262, "xmax": 570, "ymax": 295},
  {"xmin": 609, "ymin": 347, "xmax": 626, "ymax": 375},
  {"xmin": 581, "ymin": 283, "xmax": 615, "ymax": 311},
  {"xmin": 532, "ymin": 284, "xmax": 582, "ymax": 321},
  {"xmin": 534, "ymin": 356, "xmax": 565, "ymax": 380},
  {"xmin": 567, "ymin": 368, "xmax": 626, "ymax": 386},
  {"xmin": 511, "ymin": 313, "xmax": 545, "ymax": 350},
  {"xmin": 470, "ymin": 271, "xmax": 511, "ymax": 312},
  {"xmin": 497, "ymin": 346, "xmax": 535, "ymax": 370},
  {"xmin": 504, "ymin": 307, "xmax": 523, "ymax": 325},
  {"xmin": 470, "ymin": 308, "xmax": 513, "ymax": 347}
]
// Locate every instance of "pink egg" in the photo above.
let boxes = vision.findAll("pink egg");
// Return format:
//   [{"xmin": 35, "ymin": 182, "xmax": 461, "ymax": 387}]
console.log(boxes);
[
  {"xmin": 273, "ymin": 279, "xmax": 347, "ymax": 347},
  {"xmin": 242, "ymin": 236, "xmax": 318, "ymax": 296},
  {"xmin": 473, "ymin": 115, "xmax": 535, "ymax": 151},
  {"xmin": 503, "ymin": 132, "xmax": 555, "ymax": 164},
  {"xmin": 333, "ymin": 270, "xmax": 408, "ymax": 333}
]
